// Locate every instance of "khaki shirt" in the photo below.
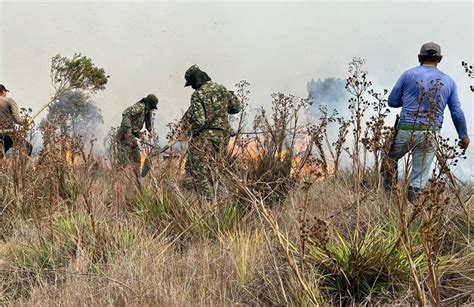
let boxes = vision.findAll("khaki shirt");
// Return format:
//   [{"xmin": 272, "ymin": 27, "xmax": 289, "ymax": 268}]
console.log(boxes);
[{"xmin": 0, "ymin": 96, "xmax": 24, "ymax": 129}]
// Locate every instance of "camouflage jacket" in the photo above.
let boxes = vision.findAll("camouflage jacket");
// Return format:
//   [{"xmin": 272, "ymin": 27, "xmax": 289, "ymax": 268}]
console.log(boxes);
[
  {"xmin": 120, "ymin": 101, "xmax": 153, "ymax": 136},
  {"xmin": 181, "ymin": 81, "xmax": 241, "ymax": 137}
]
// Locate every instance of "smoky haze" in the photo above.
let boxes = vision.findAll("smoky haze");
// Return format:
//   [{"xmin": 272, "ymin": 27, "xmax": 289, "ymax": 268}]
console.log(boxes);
[{"xmin": 0, "ymin": 0, "xmax": 473, "ymax": 178}]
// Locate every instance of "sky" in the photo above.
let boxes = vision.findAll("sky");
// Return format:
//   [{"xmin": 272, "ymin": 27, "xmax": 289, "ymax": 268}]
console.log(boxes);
[{"xmin": 0, "ymin": 0, "xmax": 473, "ymax": 178}]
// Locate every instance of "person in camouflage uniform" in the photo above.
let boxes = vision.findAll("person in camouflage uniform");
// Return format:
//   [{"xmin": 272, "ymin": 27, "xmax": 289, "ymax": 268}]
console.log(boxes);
[
  {"xmin": 116, "ymin": 94, "xmax": 158, "ymax": 169},
  {"xmin": 180, "ymin": 65, "xmax": 241, "ymax": 198}
]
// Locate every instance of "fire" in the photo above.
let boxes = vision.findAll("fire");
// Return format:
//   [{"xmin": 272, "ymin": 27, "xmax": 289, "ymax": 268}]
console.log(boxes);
[
  {"xmin": 139, "ymin": 150, "xmax": 148, "ymax": 172},
  {"xmin": 64, "ymin": 140, "xmax": 83, "ymax": 166},
  {"xmin": 227, "ymin": 136, "xmax": 334, "ymax": 181},
  {"xmin": 65, "ymin": 149, "xmax": 82, "ymax": 166}
]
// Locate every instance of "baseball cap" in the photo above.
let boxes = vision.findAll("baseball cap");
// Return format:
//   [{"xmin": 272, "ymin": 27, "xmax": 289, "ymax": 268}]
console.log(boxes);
[
  {"xmin": 419, "ymin": 42, "xmax": 442, "ymax": 57},
  {"xmin": 0, "ymin": 84, "xmax": 9, "ymax": 92}
]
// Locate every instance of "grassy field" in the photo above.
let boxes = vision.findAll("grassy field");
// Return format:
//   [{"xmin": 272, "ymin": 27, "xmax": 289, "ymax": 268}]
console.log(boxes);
[
  {"xmin": 0, "ymin": 147, "xmax": 472, "ymax": 306},
  {"xmin": 1, "ymin": 64, "xmax": 473, "ymax": 306}
]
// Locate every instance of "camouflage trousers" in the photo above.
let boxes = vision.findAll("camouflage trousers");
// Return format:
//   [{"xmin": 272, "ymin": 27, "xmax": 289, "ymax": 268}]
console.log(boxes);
[
  {"xmin": 116, "ymin": 129, "xmax": 140, "ymax": 170},
  {"xmin": 183, "ymin": 130, "xmax": 228, "ymax": 199}
]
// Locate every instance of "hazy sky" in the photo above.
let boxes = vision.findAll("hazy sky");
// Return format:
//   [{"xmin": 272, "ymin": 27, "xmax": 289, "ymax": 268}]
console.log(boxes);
[{"xmin": 1, "ymin": 0, "xmax": 473, "ymax": 176}]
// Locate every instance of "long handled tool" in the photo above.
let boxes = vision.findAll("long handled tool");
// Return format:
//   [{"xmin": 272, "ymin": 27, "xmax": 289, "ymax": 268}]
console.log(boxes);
[
  {"xmin": 30, "ymin": 91, "xmax": 66, "ymax": 121},
  {"xmin": 139, "ymin": 139, "xmax": 180, "ymax": 177},
  {"xmin": 141, "ymin": 139, "xmax": 180, "ymax": 156}
]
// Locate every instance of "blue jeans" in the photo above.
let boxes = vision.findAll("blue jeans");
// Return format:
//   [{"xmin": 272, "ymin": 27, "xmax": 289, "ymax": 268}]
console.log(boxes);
[{"xmin": 382, "ymin": 129, "xmax": 436, "ymax": 189}]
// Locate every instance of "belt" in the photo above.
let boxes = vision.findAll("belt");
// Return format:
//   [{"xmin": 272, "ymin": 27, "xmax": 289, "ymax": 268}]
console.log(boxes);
[
  {"xmin": 398, "ymin": 124, "xmax": 439, "ymax": 132},
  {"xmin": 202, "ymin": 127, "xmax": 225, "ymax": 131},
  {"xmin": 192, "ymin": 127, "xmax": 227, "ymax": 138}
]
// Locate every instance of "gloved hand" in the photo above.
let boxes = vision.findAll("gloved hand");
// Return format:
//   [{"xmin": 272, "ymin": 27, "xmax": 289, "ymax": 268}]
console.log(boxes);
[{"xmin": 22, "ymin": 119, "xmax": 34, "ymax": 129}]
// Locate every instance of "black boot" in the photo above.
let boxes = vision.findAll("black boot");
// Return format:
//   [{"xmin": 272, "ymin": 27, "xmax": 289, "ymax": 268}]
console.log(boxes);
[
  {"xmin": 407, "ymin": 186, "xmax": 420, "ymax": 203},
  {"xmin": 381, "ymin": 158, "xmax": 398, "ymax": 192}
]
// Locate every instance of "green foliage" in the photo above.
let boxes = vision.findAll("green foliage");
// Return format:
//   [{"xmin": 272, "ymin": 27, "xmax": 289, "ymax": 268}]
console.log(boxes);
[
  {"xmin": 129, "ymin": 187, "xmax": 174, "ymax": 228},
  {"xmin": 127, "ymin": 186, "xmax": 246, "ymax": 240},
  {"xmin": 6, "ymin": 212, "xmax": 143, "ymax": 275},
  {"xmin": 51, "ymin": 53, "xmax": 109, "ymax": 94},
  {"xmin": 306, "ymin": 220, "xmax": 422, "ymax": 303}
]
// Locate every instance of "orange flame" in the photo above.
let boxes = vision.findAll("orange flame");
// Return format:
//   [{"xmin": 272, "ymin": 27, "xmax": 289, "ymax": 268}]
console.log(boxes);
[
  {"xmin": 227, "ymin": 136, "xmax": 334, "ymax": 181},
  {"xmin": 139, "ymin": 150, "xmax": 148, "ymax": 172}
]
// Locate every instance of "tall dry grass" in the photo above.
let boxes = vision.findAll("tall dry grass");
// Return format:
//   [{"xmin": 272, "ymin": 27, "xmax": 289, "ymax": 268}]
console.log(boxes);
[{"xmin": 1, "ymin": 59, "xmax": 473, "ymax": 306}]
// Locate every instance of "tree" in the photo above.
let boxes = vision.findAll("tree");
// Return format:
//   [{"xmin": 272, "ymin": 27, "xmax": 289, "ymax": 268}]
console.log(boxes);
[
  {"xmin": 50, "ymin": 53, "xmax": 109, "ymax": 95},
  {"xmin": 39, "ymin": 53, "xmax": 109, "ymax": 149},
  {"xmin": 40, "ymin": 91, "xmax": 103, "ymax": 138},
  {"xmin": 33, "ymin": 53, "xmax": 109, "ymax": 121}
]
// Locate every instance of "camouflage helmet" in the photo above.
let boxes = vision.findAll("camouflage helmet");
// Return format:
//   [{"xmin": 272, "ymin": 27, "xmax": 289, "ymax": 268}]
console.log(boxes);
[
  {"xmin": 184, "ymin": 65, "xmax": 201, "ymax": 87},
  {"xmin": 144, "ymin": 94, "xmax": 159, "ymax": 109}
]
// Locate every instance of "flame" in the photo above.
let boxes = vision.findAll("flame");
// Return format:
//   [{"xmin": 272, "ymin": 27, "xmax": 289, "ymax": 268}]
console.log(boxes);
[
  {"xmin": 63, "ymin": 138, "xmax": 83, "ymax": 166},
  {"xmin": 227, "ymin": 135, "xmax": 334, "ymax": 181},
  {"xmin": 65, "ymin": 149, "xmax": 74, "ymax": 165},
  {"xmin": 64, "ymin": 149, "xmax": 83, "ymax": 166},
  {"xmin": 139, "ymin": 150, "xmax": 148, "ymax": 172},
  {"xmin": 65, "ymin": 151, "xmax": 83, "ymax": 166}
]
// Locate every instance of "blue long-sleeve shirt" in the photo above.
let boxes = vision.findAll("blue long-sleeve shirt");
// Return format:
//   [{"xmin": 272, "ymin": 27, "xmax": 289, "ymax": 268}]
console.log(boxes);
[{"xmin": 388, "ymin": 65, "xmax": 468, "ymax": 139}]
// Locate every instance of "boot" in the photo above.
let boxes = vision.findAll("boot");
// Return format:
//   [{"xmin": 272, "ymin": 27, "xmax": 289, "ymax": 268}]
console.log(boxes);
[
  {"xmin": 381, "ymin": 158, "xmax": 398, "ymax": 193},
  {"xmin": 407, "ymin": 186, "xmax": 420, "ymax": 203}
]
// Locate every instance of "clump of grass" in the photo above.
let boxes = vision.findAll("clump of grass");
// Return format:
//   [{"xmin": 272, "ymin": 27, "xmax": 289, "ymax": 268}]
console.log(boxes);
[
  {"xmin": 305, "ymin": 220, "xmax": 420, "ymax": 304},
  {"xmin": 222, "ymin": 229, "xmax": 262, "ymax": 286}
]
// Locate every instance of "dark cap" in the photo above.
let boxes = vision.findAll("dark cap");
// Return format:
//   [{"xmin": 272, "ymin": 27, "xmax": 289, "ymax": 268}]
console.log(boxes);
[
  {"xmin": 0, "ymin": 84, "xmax": 9, "ymax": 92},
  {"xmin": 144, "ymin": 94, "xmax": 158, "ymax": 109},
  {"xmin": 419, "ymin": 42, "xmax": 442, "ymax": 57},
  {"xmin": 184, "ymin": 65, "xmax": 201, "ymax": 87}
]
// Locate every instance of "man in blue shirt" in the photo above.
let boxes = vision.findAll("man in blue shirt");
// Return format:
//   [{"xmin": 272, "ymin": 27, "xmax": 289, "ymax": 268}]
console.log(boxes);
[{"xmin": 383, "ymin": 42, "xmax": 470, "ymax": 201}]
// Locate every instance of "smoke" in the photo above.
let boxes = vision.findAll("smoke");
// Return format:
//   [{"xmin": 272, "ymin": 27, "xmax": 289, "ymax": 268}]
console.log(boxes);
[
  {"xmin": 37, "ymin": 90, "xmax": 106, "ymax": 152},
  {"xmin": 1, "ymin": 1, "xmax": 472, "ymax": 180},
  {"xmin": 306, "ymin": 78, "xmax": 350, "ymax": 117}
]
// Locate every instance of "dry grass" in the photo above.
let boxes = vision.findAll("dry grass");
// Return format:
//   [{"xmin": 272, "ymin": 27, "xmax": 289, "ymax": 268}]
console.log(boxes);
[
  {"xmin": 0, "ymin": 154, "xmax": 471, "ymax": 306},
  {"xmin": 1, "ymin": 61, "xmax": 473, "ymax": 306}
]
